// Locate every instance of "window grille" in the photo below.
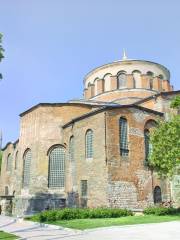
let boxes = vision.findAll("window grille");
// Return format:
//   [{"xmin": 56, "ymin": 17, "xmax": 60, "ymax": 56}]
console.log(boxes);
[
  {"xmin": 144, "ymin": 129, "xmax": 150, "ymax": 161},
  {"xmin": 22, "ymin": 149, "xmax": 32, "ymax": 188},
  {"xmin": 118, "ymin": 73, "xmax": 126, "ymax": 88},
  {"xmin": 85, "ymin": 130, "xmax": 93, "ymax": 158},
  {"xmin": 48, "ymin": 146, "xmax": 65, "ymax": 188},
  {"xmin": 69, "ymin": 136, "xmax": 74, "ymax": 162},
  {"xmin": 81, "ymin": 180, "xmax": 87, "ymax": 197},
  {"xmin": 6, "ymin": 154, "xmax": 12, "ymax": 171},
  {"xmin": 119, "ymin": 118, "xmax": 129, "ymax": 156}
]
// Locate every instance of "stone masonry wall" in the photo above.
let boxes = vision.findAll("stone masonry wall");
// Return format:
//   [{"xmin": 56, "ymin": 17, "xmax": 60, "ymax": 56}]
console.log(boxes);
[
  {"xmin": 105, "ymin": 107, "xmax": 171, "ymax": 209},
  {"xmin": 63, "ymin": 111, "xmax": 109, "ymax": 208}
]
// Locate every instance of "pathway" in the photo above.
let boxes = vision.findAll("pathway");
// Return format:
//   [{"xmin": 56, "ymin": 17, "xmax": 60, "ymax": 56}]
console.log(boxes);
[{"xmin": 0, "ymin": 215, "xmax": 180, "ymax": 240}]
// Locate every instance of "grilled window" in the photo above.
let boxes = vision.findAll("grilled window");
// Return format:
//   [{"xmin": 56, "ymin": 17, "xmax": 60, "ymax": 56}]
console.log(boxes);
[
  {"xmin": 85, "ymin": 130, "xmax": 93, "ymax": 158},
  {"xmin": 6, "ymin": 154, "xmax": 12, "ymax": 171},
  {"xmin": 48, "ymin": 146, "xmax": 65, "ymax": 188},
  {"xmin": 69, "ymin": 136, "xmax": 74, "ymax": 162},
  {"xmin": 119, "ymin": 117, "xmax": 129, "ymax": 156},
  {"xmin": 81, "ymin": 180, "xmax": 87, "ymax": 197},
  {"xmin": 22, "ymin": 149, "xmax": 32, "ymax": 188},
  {"xmin": 144, "ymin": 129, "xmax": 150, "ymax": 161}
]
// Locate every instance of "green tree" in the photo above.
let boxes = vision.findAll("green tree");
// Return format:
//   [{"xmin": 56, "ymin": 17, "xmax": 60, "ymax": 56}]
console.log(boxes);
[
  {"xmin": 149, "ymin": 97, "xmax": 180, "ymax": 177},
  {"xmin": 0, "ymin": 33, "xmax": 4, "ymax": 79},
  {"xmin": 170, "ymin": 96, "xmax": 180, "ymax": 109}
]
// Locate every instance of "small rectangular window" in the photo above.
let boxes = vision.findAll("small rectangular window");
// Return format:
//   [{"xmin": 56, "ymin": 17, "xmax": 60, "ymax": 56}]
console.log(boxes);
[{"xmin": 81, "ymin": 180, "xmax": 87, "ymax": 197}]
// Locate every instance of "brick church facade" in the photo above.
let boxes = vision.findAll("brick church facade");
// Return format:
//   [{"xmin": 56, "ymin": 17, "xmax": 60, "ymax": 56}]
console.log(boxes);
[{"xmin": 0, "ymin": 56, "xmax": 179, "ymax": 216}]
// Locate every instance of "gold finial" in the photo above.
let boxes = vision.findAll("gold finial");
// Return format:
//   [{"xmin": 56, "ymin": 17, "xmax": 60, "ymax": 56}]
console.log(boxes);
[{"xmin": 122, "ymin": 49, "xmax": 128, "ymax": 60}]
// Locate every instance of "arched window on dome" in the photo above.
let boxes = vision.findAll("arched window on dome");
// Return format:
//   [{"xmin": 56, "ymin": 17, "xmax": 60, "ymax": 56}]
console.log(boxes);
[
  {"xmin": 48, "ymin": 145, "xmax": 65, "ymax": 188},
  {"xmin": 119, "ymin": 117, "xmax": 129, "ymax": 156},
  {"xmin": 93, "ymin": 78, "xmax": 99, "ymax": 95},
  {"xmin": 158, "ymin": 75, "xmax": 163, "ymax": 91},
  {"xmin": 104, "ymin": 73, "xmax": 112, "ymax": 91},
  {"xmin": 117, "ymin": 71, "xmax": 127, "ymax": 89},
  {"xmin": 132, "ymin": 70, "xmax": 141, "ymax": 88},
  {"xmin": 85, "ymin": 130, "xmax": 93, "ymax": 159},
  {"xmin": 147, "ymin": 71, "xmax": 154, "ymax": 90},
  {"xmin": 22, "ymin": 149, "xmax": 32, "ymax": 188}
]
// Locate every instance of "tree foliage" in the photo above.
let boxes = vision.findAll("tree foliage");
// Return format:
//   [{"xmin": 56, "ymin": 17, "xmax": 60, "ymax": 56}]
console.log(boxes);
[
  {"xmin": 170, "ymin": 95, "xmax": 180, "ymax": 109},
  {"xmin": 0, "ymin": 33, "xmax": 4, "ymax": 79},
  {"xmin": 149, "ymin": 97, "xmax": 180, "ymax": 177}
]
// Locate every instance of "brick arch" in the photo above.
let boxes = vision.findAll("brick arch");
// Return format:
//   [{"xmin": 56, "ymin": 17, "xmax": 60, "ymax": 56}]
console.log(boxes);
[
  {"xmin": 144, "ymin": 119, "xmax": 157, "ymax": 130},
  {"xmin": 47, "ymin": 144, "xmax": 66, "ymax": 156}
]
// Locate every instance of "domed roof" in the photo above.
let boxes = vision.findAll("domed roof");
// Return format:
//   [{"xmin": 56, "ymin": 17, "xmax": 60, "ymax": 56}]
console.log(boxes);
[
  {"xmin": 84, "ymin": 58, "xmax": 170, "ymax": 87},
  {"xmin": 83, "ymin": 54, "xmax": 172, "ymax": 103}
]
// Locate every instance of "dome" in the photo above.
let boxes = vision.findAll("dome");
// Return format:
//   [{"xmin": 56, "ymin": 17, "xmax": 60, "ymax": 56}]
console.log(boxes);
[{"xmin": 83, "ymin": 58, "xmax": 173, "ymax": 103}]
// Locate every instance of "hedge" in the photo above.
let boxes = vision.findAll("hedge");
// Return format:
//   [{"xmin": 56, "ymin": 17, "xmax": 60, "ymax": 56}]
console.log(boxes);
[
  {"xmin": 143, "ymin": 206, "xmax": 180, "ymax": 216},
  {"xmin": 31, "ymin": 208, "xmax": 133, "ymax": 222}
]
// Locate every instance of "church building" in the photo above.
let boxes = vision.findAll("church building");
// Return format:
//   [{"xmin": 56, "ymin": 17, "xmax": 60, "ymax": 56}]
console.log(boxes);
[{"xmin": 0, "ymin": 53, "xmax": 179, "ymax": 216}]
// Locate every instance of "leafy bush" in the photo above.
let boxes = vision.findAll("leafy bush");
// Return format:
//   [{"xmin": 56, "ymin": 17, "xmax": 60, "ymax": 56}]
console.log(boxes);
[
  {"xmin": 143, "ymin": 206, "xmax": 180, "ymax": 216},
  {"xmin": 32, "ymin": 208, "xmax": 133, "ymax": 222}
]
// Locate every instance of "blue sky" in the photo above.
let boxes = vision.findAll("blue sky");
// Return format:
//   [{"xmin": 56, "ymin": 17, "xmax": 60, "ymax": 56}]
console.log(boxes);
[{"xmin": 0, "ymin": 0, "xmax": 180, "ymax": 145}]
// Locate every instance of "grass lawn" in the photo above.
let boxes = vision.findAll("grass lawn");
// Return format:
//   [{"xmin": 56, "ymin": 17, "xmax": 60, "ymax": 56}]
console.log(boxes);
[
  {"xmin": 44, "ymin": 215, "xmax": 180, "ymax": 230},
  {"xmin": 0, "ymin": 230, "xmax": 18, "ymax": 239}
]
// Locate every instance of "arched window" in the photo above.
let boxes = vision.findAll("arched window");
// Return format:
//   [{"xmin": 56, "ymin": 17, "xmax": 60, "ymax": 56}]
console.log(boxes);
[
  {"xmin": 147, "ymin": 71, "xmax": 154, "ymax": 90},
  {"xmin": 6, "ymin": 154, "xmax": 12, "ymax": 171},
  {"xmin": 119, "ymin": 117, "xmax": 129, "ymax": 156},
  {"xmin": 132, "ymin": 70, "xmax": 141, "ymax": 88},
  {"xmin": 117, "ymin": 72, "xmax": 127, "ymax": 89},
  {"xmin": 85, "ymin": 130, "xmax": 93, "ymax": 158},
  {"xmin": 104, "ymin": 73, "xmax": 112, "ymax": 91},
  {"xmin": 154, "ymin": 186, "xmax": 162, "ymax": 204},
  {"xmin": 22, "ymin": 149, "xmax": 32, "ymax": 188},
  {"xmin": 144, "ymin": 129, "xmax": 150, "ymax": 161},
  {"xmin": 69, "ymin": 136, "xmax": 74, "ymax": 162},
  {"xmin": 15, "ymin": 151, "xmax": 18, "ymax": 170},
  {"xmin": 48, "ymin": 146, "xmax": 65, "ymax": 188}
]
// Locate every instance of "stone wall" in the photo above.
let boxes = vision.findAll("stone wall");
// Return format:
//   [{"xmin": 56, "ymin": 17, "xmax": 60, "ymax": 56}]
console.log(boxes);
[
  {"xmin": 105, "ymin": 107, "xmax": 171, "ymax": 209},
  {"xmin": 63, "ymin": 111, "xmax": 109, "ymax": 208}
]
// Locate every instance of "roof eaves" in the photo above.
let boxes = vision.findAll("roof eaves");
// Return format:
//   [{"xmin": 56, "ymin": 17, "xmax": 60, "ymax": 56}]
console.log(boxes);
[
  {"xmin": 135, "ymin": 90, "xmax": 180, "ymax": 105},
  {"xmin": 62, "ymin": 104, "xmax": 163, "ymax": 128},
  {"xmin": 19, "ymin": 102, "xmax": 102, "ymax": 117}
]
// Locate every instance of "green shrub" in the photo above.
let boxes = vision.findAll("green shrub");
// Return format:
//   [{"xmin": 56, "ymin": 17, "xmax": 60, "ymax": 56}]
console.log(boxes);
[
  {"xmin": 33, "ymin": 208, "xmax": 133, "ymax": 222},
  {"xmin": 143, "ymin": 206, "xmax": 180, "ymax": 216}
]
